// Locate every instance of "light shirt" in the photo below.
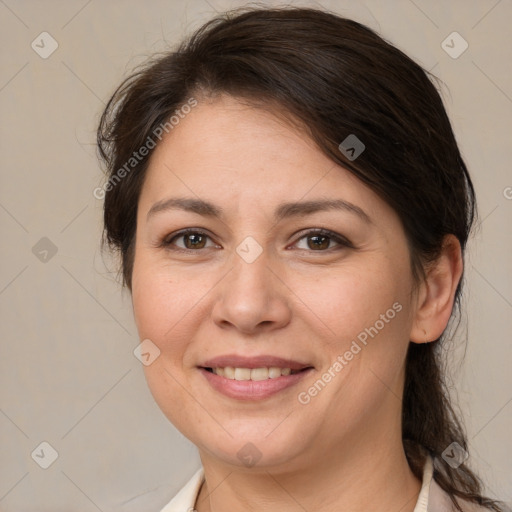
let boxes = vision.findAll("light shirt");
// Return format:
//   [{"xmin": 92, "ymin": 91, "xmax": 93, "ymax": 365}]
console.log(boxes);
[{"xmin": 160, "ymin": 455, "xmax": 487, "ymax": 512}]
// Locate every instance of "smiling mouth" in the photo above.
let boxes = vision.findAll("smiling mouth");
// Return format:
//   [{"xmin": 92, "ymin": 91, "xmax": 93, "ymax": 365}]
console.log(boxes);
[{"xmin": 201, "ymin": 366, "xmax": 312, "ymax": 381}]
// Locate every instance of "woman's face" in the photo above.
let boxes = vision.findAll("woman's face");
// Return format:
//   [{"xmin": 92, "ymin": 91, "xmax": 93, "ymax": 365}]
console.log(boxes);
[{"xmin": 131, "ymin": 94, "xmax": 419, "ymax": 471}]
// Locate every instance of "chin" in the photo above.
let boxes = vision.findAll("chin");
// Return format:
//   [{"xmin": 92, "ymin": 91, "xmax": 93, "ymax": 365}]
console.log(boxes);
[{"xmin": 190, "ymin": 423, "xmax": 311, "ymax": 470}]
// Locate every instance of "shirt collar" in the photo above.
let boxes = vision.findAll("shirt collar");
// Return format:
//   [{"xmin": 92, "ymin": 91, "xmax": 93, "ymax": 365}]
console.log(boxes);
[{"xmin": 413, "ymin": 454, "xmax": 434, "ymax": 512}]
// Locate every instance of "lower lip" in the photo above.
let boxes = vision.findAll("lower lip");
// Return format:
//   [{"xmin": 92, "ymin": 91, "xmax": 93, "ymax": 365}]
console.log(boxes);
[{"xmin": 199, "ymin": 368, "xmax": 313, "ymax": 400}]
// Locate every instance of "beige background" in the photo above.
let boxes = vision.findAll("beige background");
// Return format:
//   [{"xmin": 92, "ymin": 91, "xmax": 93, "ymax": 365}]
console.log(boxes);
[{"xmin": 0, "ymin": 0, "xmax": 511, "ymax": 510}]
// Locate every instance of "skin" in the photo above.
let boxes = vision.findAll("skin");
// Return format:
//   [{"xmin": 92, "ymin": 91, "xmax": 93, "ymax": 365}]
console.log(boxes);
[{"xmin": 131, "ymin": 93, "xmax": 463, "ymax": 512}]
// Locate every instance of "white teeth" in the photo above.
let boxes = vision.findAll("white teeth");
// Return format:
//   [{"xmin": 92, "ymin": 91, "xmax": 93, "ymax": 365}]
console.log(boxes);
[
  {"xmin": 234, "ymin": 368, "xmax": 251, "ymax": 380},
  {"xmin": 250, "ymin": 368, "xmax": 269, "ymax": 381},
  {"xmin": 211, "ymin": 366, "xmax": 297, "ymax": 380},
  {"xmin": 223, "ymin": 366, "xmax": 235, "ymax": 379},
  {"xmin": 268, "ymin": 367, "xmax": 282, "ymax": 379}
]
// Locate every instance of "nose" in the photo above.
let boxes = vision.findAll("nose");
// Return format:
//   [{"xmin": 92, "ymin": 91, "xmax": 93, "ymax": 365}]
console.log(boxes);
[{"xmin": 211, "ymin": 247, "xmax": 292, "ymax": 334}]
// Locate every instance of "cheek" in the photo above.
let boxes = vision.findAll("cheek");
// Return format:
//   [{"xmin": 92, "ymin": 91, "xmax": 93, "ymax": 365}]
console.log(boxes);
[
  {"xmin": 292, "ymin": 258, "xmax": 415, "ymax": 411},
  {"xmin": 131, "ymin": 257, "xmax": 214, "ymax": 360},
  {"xmin": 131, "ymin": 262, "xmax": 200, "ymax": 422},
  {"xmin": 291, "ymin": 261, "xmax": 409, "ymax": 345},
  {"xmin": 132, "ymin": 257, "xmax": 185, "ymax": 336},
  {"xmin": 296, "ymin": 269, "xmax": 412, "ymax": 425}
]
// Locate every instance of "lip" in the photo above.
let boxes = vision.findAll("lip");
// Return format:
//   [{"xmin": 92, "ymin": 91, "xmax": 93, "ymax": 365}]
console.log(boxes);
[
  {"xmin": 199, "ymin": 367, "xmax": 314, "ymax": 400},
  {"xmin": 199, "ymin": 354, "xmax": 312, "ymax": 371},
  {"xmin": 198, "ymin": 354, "xmax": 314, "ymax": 400}
]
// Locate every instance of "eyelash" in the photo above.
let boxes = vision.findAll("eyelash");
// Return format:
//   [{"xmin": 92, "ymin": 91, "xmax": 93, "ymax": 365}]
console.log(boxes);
[{"xmin": 159, "ymin": 228, "xmax": 353, "ymax": 253}]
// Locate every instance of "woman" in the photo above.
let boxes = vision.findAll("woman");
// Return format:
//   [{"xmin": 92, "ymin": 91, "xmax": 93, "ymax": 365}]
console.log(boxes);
[{"xmin": 96, "ymin": 6, "xmax": 507, "ymax": 512}]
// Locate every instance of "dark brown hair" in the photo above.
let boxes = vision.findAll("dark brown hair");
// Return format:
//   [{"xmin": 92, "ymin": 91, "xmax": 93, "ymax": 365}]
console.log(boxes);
[{"xmin": 97, "ymin": 6, "xmax": 505, "ymax": 511}]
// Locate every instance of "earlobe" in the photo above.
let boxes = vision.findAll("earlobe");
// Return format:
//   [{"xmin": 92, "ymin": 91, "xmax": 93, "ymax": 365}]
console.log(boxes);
[{"xmin": 410, "ymin": 235, "xmax": 463, "ymax": 344}]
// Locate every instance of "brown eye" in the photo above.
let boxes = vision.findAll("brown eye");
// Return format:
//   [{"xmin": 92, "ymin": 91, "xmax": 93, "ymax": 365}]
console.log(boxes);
[
  {"xmin": 182, "ymin": 232, "xmax": 207, "ymax": 249},
  {"xmin": 162, "ymin": 229, "xmax": 216, "ymax": 251},
  {"xmin": 294, "ymin": 229, "xmax": 352, "ymax": 252},
  {"xmin": 306, "ymin": 234, "xmax": 331, "ymax": 250}
]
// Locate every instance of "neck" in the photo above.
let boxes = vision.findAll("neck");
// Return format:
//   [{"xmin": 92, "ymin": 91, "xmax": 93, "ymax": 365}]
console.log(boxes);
[{"xmin": 194, "ymin": 432, "xmax": 422, "ymax": 512}]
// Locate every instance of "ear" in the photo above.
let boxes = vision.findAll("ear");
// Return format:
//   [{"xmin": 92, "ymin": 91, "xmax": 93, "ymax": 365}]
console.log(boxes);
[{"xmin": 410, "ymin": 234, "xmax": 463, "ymax": 344}]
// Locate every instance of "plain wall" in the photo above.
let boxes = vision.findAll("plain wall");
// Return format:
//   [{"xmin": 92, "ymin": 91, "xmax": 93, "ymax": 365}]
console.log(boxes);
[{"xmin": 0, "ymin": 0, "xmax": 511, "ymax": 510}]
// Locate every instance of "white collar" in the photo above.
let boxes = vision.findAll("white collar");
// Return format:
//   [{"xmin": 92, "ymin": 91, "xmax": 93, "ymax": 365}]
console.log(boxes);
[{"xmin": 160, "ymin": 466, "xmax": 204, "ymax": 512}]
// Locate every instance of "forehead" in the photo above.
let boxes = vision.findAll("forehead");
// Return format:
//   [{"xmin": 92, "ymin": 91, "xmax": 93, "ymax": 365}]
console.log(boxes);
[
  {"xmin": 138, "ymin": 94, "xmax": 391, "ymax": 227},
  {"xmin": 151, "ymin": 94, "xmax": 322, "ymax": 171}
]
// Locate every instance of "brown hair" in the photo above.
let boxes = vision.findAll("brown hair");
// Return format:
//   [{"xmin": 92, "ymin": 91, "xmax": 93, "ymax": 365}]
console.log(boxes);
[{"xmin": 97, "ymin": 6, "xmax": 505, "ymax": 511}]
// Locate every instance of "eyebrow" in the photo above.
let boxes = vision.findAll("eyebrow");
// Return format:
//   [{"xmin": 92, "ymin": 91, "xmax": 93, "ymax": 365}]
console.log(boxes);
[{"xmin": 146, "ymin": 197, "xmax": 372, "ymax": 224}]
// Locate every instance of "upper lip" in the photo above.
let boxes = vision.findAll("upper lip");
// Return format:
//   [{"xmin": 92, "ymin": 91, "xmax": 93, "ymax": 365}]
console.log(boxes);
[{"xmin": 199, "ymin": 355, "xmax": 313, "ymax": 371}]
